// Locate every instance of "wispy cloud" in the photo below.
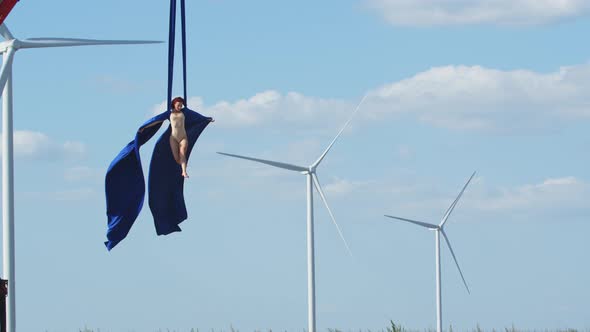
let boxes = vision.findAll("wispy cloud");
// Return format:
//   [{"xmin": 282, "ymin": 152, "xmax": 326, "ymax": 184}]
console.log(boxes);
[
  {"xmin": 0, "ymin": 130, "xmax": 86, "ymax": 161},
  {"xmin": 364, "ymin": 0, "xmax": 590, "ymax": 26},
  {"xmin": 324, "ymin": 177, "xmax": 374, "ymax": 196},
  {"xmin": 471, "ymin": 176, "xmax": 589, "ymax": 212},
  {"xmin": 324, "ymin": 174, "xmax": 588, "ymax": 221}
]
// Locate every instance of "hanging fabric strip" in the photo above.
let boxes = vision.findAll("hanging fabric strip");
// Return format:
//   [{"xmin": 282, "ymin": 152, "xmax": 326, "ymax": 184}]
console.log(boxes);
[
  {"xmin": 167, "ymin": 0, "xmax": 176, "ymax": 110},
  {"xmin": 167, "ymin": 0, "xmax": 189, "ymax": 109},
  {"xmin": 181, "ymin": 0, "xmax": 188, "ymax": 103}
]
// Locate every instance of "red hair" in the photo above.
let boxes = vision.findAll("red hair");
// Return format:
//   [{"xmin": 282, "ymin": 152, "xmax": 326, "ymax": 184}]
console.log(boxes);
[{"xmin": 171, "ymin": 97, "xmax": 185, "ymax": 109}]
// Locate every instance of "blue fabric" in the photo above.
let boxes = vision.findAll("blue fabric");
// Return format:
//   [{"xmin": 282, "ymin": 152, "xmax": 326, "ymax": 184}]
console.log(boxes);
[
  {"xmin": 104, "ymin": 0, "xmax": 202, "ymax": 250},
  {"xmin": 167, "ymin": 0, "xmax": 177, "ymax": 105},
  {"xmin": 104, "ymin": 108, "xmax": 211, "ymax": 250},
  {"xmin": 167, "ymin": 0, "xmax": 188, "ymax": 104},
  {"xmin": 180, "ymin": 0, "xmax": 188, "ymax": 101}
]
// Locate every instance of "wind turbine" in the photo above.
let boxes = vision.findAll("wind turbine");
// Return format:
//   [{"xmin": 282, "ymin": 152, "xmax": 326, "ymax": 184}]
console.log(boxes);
[
  {"xmin": 0, "ymin": 23, "xmax": 160, "ymax": 332},
  {"xmin": 218, "ymin": 96, "xmax": 366, "ymax": 332},
  {"xmin": 384, "ymin": 171, "xmax": 476, "ymax": 332}
]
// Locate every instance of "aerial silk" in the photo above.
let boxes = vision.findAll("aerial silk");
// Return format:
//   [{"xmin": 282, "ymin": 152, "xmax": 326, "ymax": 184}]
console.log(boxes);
[
  {"xmin": 0, "ymin": 0, "xmax": 18, "ymax": 25},
  {"xmin": 104, "ymin": 0, "xmax": 211, "ymax": 250}
]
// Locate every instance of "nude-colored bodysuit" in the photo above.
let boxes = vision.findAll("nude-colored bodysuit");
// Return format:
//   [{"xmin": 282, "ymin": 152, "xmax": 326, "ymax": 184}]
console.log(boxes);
[{"xmin": 169, "ymin": 110, "xmax": 187, "ymax": 142}]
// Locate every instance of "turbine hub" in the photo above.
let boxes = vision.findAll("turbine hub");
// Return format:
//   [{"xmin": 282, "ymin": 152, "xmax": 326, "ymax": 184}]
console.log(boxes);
[
  {"xmin": 301, "ymin": 167, "xmax": 315, "ymax": 175},
  {"xmin": 0, "ymin": 38, "xmax": 16, "ymax": 53}
]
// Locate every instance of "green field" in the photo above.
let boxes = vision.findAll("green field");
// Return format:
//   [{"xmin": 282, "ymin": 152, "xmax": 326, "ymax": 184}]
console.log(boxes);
[{"xmin": 75, "ymin": 322, "xmax": 590, "ymax": 332}]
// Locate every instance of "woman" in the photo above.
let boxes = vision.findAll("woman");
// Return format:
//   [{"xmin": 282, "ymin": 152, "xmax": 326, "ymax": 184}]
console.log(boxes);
[
  {"xmin": 140, "ymin": 97, "xmax": 214, "ymax": 178},
  {"xmin": 170, "ymin": 97, "xmax": 201, "ymax": 177}
]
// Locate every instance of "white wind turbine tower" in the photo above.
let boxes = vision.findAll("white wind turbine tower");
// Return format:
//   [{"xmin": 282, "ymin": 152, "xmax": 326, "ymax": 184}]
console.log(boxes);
[
  {"xmin": 384, "ymin": 171, "xmax": 476, "ymax": 332},
  {"xmin": 0, "ymin": 23, "xmax": 160, "ymax": 332},
  {"xmin": 218, "ymin": 96, "xmax": 366, "ymax": 332}
]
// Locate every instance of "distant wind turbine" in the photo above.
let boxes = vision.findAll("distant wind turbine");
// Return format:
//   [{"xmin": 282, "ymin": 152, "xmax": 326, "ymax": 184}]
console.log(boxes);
[
  {"xmin": 0, "ymin": 23, "xmax": 161, "ymax": 332},
  {"xmin": 218, "ymin": 96, "xmax": 366, "ymax": 332},
  {"xmin": 384, "ymin": 171, "xmax": 476, "ymax": 332}
]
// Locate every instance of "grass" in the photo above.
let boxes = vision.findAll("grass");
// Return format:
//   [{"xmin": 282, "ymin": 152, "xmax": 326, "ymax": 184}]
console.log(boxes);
[{"xmin": 74, "ymin": 324, "xmax": 590, "ymax": 332}]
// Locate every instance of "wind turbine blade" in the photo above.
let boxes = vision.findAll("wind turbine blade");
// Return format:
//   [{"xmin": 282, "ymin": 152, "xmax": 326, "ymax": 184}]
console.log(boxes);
[
  {"xmin": 17, "ymin": 38, "xmax": 162, "ymax": 49},
  {"xmin": 0, "ymin": 24, "xmax": 14, "ymax": 40},
  {"xmin": 311, "ymin": 173, "xmax": 353, "ymax": 257},
  {"xmin": 312, "ymin": 94, "xmax": 367, "ymax": 168},
  {"xmin": 0, "ymin": 47, "xmax": 15, "ymax": 93},
  {"xmin": 384, "ymin": 215, "xmax": 438, "ymax": 230},
  {"xmin": 440, "ymin": 171, "xmax": 476, "ymax": 228},
  {"xmin": 441, "ymin": 230, "xmax": 470, "ymax": 294},
  {"xmin": 217, "ymin": 152, "xmax": 307, "ymax": 172}
]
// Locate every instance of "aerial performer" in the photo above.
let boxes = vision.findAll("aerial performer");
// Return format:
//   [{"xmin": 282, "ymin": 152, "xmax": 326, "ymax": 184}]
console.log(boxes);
[
  {"xmin": 140, "ymin": 96, "xmax": 215, "ymax": 178},
  {"xmin": 104, "ymin": 0, "xmax": 214, "ymax": 250}
]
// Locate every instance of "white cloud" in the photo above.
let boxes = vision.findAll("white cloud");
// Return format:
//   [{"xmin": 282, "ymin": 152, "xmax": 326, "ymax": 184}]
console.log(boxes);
[
  {"xmin": 364, "ymin": 64, "xmax": 590, "ymax": 131},
  {"xmin": 365, "ymin": 0, "xmax": 590, "ymax": 26},
  {"xmin": 150, "ymin": 91, "xmax": 352, "ymax": 129},
  {"xmin": 472, "ymin": 176, "xmax": 588, "ymax": 212},
  {"xmin": 380, "ymin": 175, "xmax": 588, "ymax": 218},
  {"xmin": 63, "ymin": 141, "xmax": 86, "ymax": 157},
  {"xmin": 2, "ymin": 130, "xmax": 86, "ymax": 161},
  {"xmin": 542, "ymin": 176, "xmax": 578, "ymax": 185},
  {"xmin": 147, "ymin": 62, "xmax": 590, "ymax": 134},
  {"xmin": 324, "ymin": 177, "xmax": 373, "ymax": 196},
  {"xmin": 325, "ymin": 174, "xmax": 588, "ymax": 221},
  {"xmin": 387, "ymin": 175, "xmax": 588, "ymax": 216}
]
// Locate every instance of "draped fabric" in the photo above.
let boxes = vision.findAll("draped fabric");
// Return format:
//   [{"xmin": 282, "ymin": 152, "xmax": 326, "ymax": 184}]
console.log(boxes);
[
  {"xmin": 104, "ymin": 108, "xmax": 212, "ymax": 250},
  {"xmin": 148, "ymin": 109, "xmax": 211, "ymax": 236},
  {"xmin": 104, "ymin": 0, "xmax": 206, "ymax": 250}
]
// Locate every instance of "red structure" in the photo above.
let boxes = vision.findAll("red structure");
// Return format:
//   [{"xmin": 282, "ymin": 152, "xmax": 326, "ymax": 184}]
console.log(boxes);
[{"xmin": 0, "ymin": 0, "xmax": 17, "ymax": 26}]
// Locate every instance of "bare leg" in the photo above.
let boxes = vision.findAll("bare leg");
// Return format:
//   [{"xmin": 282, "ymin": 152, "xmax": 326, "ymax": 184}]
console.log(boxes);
[
  {"xmin": 179, "ymin": 138, "xmax": 189, "ymax": 178},
  {"xmin": 169, "ymin": 136, "xmax": 181, "ymax": 164}
]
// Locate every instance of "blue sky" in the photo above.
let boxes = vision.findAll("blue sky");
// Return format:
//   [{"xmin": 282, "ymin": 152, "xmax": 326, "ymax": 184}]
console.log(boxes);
[{"xmin": 1, "ymin": 0, "xmax": 589, "ymax": 331}]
